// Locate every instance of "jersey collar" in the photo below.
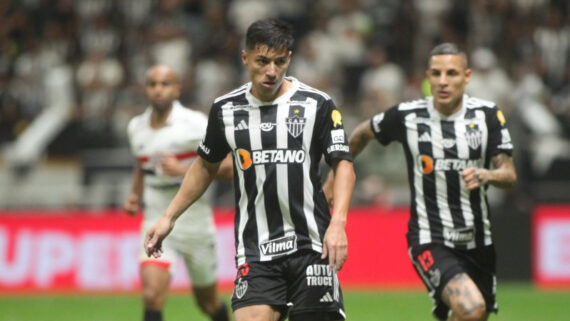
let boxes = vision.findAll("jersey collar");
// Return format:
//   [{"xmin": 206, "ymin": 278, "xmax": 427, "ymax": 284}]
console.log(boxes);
[
  {"xmin": 427, "ymin": 94, "xmax": 468, "ymax": 121},
  {"xmin": 245, "ymin": 76, "xmax": 300, "ymax": 107},
  {"xmin": 144, "ymin": 100, "xmax": 183, "ymax": 127}
]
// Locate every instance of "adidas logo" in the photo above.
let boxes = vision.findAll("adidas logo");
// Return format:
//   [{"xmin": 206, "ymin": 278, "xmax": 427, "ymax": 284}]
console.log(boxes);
[
  {"xmin": 320, "ymin": 292, "xmax": 334, "ymax": 303},
  {"xmin": 235, "ymin": 119, "xmax": 249, "ymax": 131},
  {"xmin": 418, "ymin": 131, "xmax": 431, "ymax": 142}
]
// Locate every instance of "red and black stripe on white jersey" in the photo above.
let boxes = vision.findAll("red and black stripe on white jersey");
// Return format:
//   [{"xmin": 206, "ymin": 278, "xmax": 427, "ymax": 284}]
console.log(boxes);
[
  {"xmin": 198, "ymin": 77, "xmax": 352, "ymax": 266},
  {"xmin": 370, "ymin": 95, "xmax": 513, "ymax": 250},
  {"xmin": 127, "ymin": 101, "xmax": 206, "ymax": 188}
]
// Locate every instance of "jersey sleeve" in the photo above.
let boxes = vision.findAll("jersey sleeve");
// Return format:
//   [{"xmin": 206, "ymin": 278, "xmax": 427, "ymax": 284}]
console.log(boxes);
[
  {"xmin": 486, "ymin": 106, "xmax": 513, "ymax": 157},
  {"xmin": 197, "ymin": 104, "xmax": 231, "ymax": 162},
  {"xmin": 369, "ymin": 104, "xmax": 402, "ymax": 145},
  {"xmin": 318, "ymin": 99, "xmax": 352, "ymax": 165},
  {"xmin": 126, "ymin": 117, "xmax": 138, "ymax": 156},
  {"xmin": 190, "ymin": 111, "xmax": 209, "ymax": 149}
]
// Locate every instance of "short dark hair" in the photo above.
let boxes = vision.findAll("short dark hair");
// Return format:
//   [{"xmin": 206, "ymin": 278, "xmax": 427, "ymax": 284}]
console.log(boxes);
[
  {"xmin": 428, "ymin": 42, "xmax": 468, "ymax": 67},
  {"xmin": 245, "ymin": 18, "xmax": 294, "ymax": 51}
]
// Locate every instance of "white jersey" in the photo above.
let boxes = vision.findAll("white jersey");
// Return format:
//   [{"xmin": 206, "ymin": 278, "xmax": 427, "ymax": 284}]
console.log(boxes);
[{"xmin": 127, "ymin": 101, "xmax": 215, "ymax": 238}]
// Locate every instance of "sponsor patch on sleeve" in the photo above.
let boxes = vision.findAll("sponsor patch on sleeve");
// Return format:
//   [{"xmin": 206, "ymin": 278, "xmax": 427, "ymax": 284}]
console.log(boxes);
[
  {"xmin": 326, "ymin": 144, "xmax": 350, "ymax": 153},
  {"xmin": 331, "ymin": 129, "xmax": 345, "ymax": 143}
]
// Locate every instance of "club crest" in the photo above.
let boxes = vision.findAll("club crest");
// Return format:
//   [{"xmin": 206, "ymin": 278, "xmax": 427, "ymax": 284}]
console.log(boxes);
[
  {"xmin": 286, "ymin": 114, "xmax": 306, "ymax": 138},
  {"xmin": 465, "ymin": 123, "xmax": 482, "ymax": 149},
  {"xmin": 429, "ymin": 268, "xmax": 441, "ymax": 287},
  {"xmin": 234, "ymin": 278, "xmax": 248, "ymax": 299}
]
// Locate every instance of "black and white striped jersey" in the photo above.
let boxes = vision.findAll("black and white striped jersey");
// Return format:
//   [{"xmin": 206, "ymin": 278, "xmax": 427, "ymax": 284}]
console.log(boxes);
[
  {"xmin": 198, "ymin": 77, "xmax": 352, "ymax": 265},
  {"xmin": 370, "ymin": 95, "xmax": 513, "ymax": 250}
]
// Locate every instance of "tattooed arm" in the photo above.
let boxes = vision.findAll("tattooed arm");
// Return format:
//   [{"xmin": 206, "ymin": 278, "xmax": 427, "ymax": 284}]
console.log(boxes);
[{"xmin": 461, "ymin": 153, "xmax": 517, "ymax": 190}]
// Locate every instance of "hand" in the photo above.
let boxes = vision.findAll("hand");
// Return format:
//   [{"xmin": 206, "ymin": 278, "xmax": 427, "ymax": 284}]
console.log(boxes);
[
  {"xmin": 161, "ymin": 154, "xmax": 185, "ymax": 176},
  {"xmin": 144, "ymin": 216, "xmax": 174, "ymax": 258},
  {"xmin": 321, "ymin": 221, "xmax": 348, "ymax": 272},
  {"xmin": 461, "ymin": 167, "xmax": 487, "ymax": 190},
  {"xmin": 123, "ymin": 194, "xmax": 140, "ymax": 215}
]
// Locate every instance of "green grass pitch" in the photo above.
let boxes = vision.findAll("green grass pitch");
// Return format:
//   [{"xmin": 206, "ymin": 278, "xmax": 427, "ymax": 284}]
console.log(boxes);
[{"xmin": 1, "ymin": 283, "xmax": 569, "ymax": 321}]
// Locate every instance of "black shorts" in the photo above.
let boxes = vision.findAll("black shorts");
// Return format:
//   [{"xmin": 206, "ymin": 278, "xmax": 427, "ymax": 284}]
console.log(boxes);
[
  {"xmin": 409, "ymin": 243, "xmax": 498, "ymax": 321},
  {"xmin": 231, "ymin": 250, "xmax": 345, "ymax": 321}
]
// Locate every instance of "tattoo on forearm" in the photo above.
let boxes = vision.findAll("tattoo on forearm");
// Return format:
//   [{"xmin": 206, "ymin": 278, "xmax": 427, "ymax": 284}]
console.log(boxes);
[
  {"xmin": 491, "ymin": 154, "xmax": 507, "ymax": 168},
  {"xmin": 350, "ymin": 137, "xmax": 368, "ymax": 157}
]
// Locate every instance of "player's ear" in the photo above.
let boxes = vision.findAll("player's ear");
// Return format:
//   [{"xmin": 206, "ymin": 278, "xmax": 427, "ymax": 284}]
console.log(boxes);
[
  {"xmin": 464, "ymin": 68, "xmax": 472, "ymax": 84},
  {"xmin": 241, "ymin": 50, "xmax": 248, "ymax": 65}
]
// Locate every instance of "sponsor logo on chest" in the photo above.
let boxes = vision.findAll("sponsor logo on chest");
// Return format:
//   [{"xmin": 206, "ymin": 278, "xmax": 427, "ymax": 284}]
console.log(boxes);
[
  {"xmin": 418, "ymin": 155, "xmax": 479, "ymax": 174},
  {"xmin": 235, "ymin": 149, "xmax": 305, "ymax": 170}
]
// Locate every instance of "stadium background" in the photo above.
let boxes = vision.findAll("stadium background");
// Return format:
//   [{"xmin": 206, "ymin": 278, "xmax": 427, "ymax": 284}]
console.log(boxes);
[{"xmin": 1, "ymin": 0, "xmax": 569, "ymax": 320}]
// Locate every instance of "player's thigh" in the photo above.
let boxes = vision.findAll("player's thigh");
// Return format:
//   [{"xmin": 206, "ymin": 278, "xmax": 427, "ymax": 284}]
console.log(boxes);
[
  {"xmin": 141, "ymin": 264, "xmax": 171, "ymax": 291},
  {"xmin": 409, "ymin": 244, "xmax": 466, "ymax": 320},
  {"xmin": 231, "ymin": 261, "xmax": 288, "ymax": 318},
  {"xmin": 234, "ymin": 304, "xmax": 282, "ymax": 321},
  {"xmin": 409, "ymin": 244, "xmax": 493, "ymax": 320},
  {"xmin": 286, "ymin": 251, "xmax": 346, "ymax": 321},
  {"xmin": 441, "ymin": 273, "xmax": 486, "ymax": 317},
  {"xmin": 177, "ymin": 233, "xmax": 219, "ymax": 288},
  {"xmin": 138, "ymin": 227, "xmax": 177, "ymax": 301}
]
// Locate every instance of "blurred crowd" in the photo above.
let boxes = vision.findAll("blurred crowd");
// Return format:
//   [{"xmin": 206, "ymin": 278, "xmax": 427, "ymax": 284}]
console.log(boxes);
[{"xmin": 0, "ymin": 0, "xmax": 569, "ymax": 206}]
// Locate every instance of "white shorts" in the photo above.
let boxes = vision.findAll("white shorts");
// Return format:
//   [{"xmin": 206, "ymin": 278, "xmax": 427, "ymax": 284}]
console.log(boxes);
[{"xmin": 139, "ymin": 224, "xmax": 219, "ymax": 288}]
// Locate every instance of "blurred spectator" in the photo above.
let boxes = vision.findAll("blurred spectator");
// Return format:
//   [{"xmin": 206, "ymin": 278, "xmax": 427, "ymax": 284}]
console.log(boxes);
[
  {"xmin": 513, "ymin": 73, "xmax": 570, "ymax": 176},
  {"xmin": 76, "ymin": 49, "xmax": 124, "ymax": 148},
  {"xmin": 533, "ymin": 4, "xmax": 569, "ymax": 92},
  {"xmin": 466, "ymin": 47, "xmax": 514, "ymax": 114},
  {"xmin": 193, "ymin": 51, "xmax": 237, "ymax": 111},
  {"xmin": 1, "ymin": 0, "xmax": 569, "ymax": 206},
  {"xmin": 147, "ymin": 1, "xmax": 194, "ymax": 79},
  {"xmin": 78, "ymin": 15, "xmax": 120, "ymax": 57},
  {"xmin": 228, "ymin": 0, "xmax": 274, "ymax": 35},
  {"xmin": 359, "ymin": 45, "xmax": 406, "ymax": 114},
  {"xmin": 74, "ymin": 0, "xmax": 112, "ymax": 20}
]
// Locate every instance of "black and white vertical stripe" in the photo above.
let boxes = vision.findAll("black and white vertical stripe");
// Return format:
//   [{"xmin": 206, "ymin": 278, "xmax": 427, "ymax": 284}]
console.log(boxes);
[
  {"xmin": 200, "ymin": 77, "xmax": 351, "ymax": 265},
  {"xmin": 372, "ymin": 95, "xmax": 513, "ymax": 250}
]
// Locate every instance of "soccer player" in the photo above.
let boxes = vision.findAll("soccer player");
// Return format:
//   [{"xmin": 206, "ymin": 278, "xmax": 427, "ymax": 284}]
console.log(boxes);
[
  {"xmin": 324, "ymin": 43, "xmax": 517, "ymax": 321},
  {"xmin": 124, "ymin": 65, "xmax": 231, "ymax": 321},
  {"xmin": 145, "ymin": 18, "xmax": 356, "ymax": 321}
]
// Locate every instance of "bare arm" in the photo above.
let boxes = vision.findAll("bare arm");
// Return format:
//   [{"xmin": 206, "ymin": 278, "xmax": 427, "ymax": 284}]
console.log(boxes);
[
  {"xmin": 461, "ymin": 153, "xmax": 517, "ymax": 190},
  {"xmin": 321, "ymin": 159, "xmax": 355, "ymax": 271},
  {"xmin": 161, "ymin": 154, "xmax": 190, "ymax": 176},
  {"xmin": 215, "ymin": 152, "xmax": 234, "ymax": 180},
  {"xmin": 323, "ymin": 119, "xmax": 374, "ymax": 205},
  {"xmin": 123, "ymin": 161, "xmax": 144, "ymax": 215},
  {"xmin": 145, "ymin": 156, "xmax": 221, "ymax": 257},
  {"xmin": 163, "ymin": 152, "xmax": 233, "ymax": 180},
  {"xmin": 347, "ymin": 119, "xmax": 377, "ymax": 158}
]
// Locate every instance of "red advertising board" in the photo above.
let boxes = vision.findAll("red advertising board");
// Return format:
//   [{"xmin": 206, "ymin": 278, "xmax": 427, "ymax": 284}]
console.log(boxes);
[
  {"xmin": 0, "ymin": 208, "xmax": 420, "ymax": 293},
  {"xmin": 533, "ymin": 205, "xmax": 570, "ymax": 288}
]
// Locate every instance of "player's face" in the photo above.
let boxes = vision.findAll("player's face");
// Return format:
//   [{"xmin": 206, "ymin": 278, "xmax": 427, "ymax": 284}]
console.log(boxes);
[
  {"xmin": 145, "ymin": 67, "xmax": 180, "ymax": 111},
  {"xmin": 242, "ymin": 45, "xmax": 291, "ymax": 102},
  {"xmin": 426, "ymin": 54, "xmax": 471, "ymax": 115}
]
